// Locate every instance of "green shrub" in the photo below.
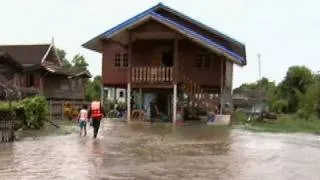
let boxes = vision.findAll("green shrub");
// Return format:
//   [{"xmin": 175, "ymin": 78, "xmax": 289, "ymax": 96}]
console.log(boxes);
[
  {"xmin": 271, "ymin": 99, "xmax": 288, "ymax": 113},
  {"xmin": 0, "ymin": 96, "xmax": 48, "ymax": 129},
  {"xmin": 297, "ymin": 108, "xmax": 312, "ymax": 119},
  {"xmin": 16, "ymin": 96, "xmax": 49, "ymax": 129},
  {"xmin": 296, "ymin": 82, "xmax": 320, "ymax": 118},
  {"xmin": 231, "ymin": 110, "xmax": 247, "ymax": 123}
]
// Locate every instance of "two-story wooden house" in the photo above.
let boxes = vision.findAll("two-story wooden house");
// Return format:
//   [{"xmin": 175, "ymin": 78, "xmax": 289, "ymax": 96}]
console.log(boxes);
[
  {"xmin": 83, "ymin": 3, "xmax": 247, "ymax": 122},
  {"xmin": 0, "ymin": 40, "xmax": 91, "ymax": 101}
]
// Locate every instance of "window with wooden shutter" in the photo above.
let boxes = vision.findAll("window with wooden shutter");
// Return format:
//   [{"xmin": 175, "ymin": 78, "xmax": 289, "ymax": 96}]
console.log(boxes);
[
  {"xmin": 26, "ymin": 74, "xmax": 35, "ymax": 87},
  {"xmin": 114, "ymin": 53, "xmax": 121, "ymax": 67},
  {"xmin": 195, "ymin": 53, "xmax": 212, "ymax": 68},
  {"xmin": 195, "ymin": 54, "xmax": 202, "ymax": 68},
  {"xmin": 114, "ymin": 53, "xmax": 129, "ymax": 67},
  {"xmin": 122, "ymin": 53, "xmax": 128, "ymax": 67}
]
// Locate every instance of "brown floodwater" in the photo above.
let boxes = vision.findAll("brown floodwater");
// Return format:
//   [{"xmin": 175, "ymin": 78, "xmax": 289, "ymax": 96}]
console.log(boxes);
[{"xmin": 0, "ymin": 120, "xmax": 320, "ymax": 180}]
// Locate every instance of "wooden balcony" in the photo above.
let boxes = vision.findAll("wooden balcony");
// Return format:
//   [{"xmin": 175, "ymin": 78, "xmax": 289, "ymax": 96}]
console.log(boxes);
[{"xmin": 131, "ymin": 67, "xmax": 173, "ymax": 83}]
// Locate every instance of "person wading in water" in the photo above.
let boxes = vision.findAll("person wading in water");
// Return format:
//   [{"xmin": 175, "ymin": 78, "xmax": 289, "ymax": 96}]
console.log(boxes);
[
  {"xmin": 88, "ymin": 100, "xmax": 106, "ymax": 138},
  {"xmin": 78, "ymin": 104, "xmax": 89, "ymax": 136}
]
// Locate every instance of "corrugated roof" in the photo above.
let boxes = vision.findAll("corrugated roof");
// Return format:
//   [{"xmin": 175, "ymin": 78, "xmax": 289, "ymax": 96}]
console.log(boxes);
[
  {"xmin": 0, "ymin": 51, "xmax": 23, "ymax": 70},
  {"xmin": 42, "ymin": 64, "xmax": 91, "ymax": 78},
  {"xmin": 0, "ymin": 44, "xmax": 50, "ymax": 65},
  {"xmin": 150, "ymin": 12, "xmax": 245, "ymax": 65}
]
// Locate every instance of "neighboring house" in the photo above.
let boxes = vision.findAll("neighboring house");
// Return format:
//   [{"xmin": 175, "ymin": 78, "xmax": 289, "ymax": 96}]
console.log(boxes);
[
  {"xmin": 0, "ymin": 51, "xmax": 23, "ymax": 99},
  {"xmin": 83, "ymin": 3, "xmax": 247, "ymax": 121},
  {"xmin": 0, "ymin": 40, "xmax": 91, "ymax": 100},
  {"xmin": 232, "ymin": 88, "xmax": 267, "ymax": 113}
]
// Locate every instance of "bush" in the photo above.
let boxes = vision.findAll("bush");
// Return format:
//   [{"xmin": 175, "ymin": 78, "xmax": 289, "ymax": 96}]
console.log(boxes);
[
  {"xmin": 15, "ymin": 96, "xmax": 49, "ymax": 129},
  {"xmin": 231, "ymin": 110, "xmax": 247, "ymax": 123},
  {"xmin": 296, "ymin": 82, "xmax": 320, "ymax": 118},
  {"xmin": 271, "ymin": 99, "xmax": 288, "ymax": 113}
]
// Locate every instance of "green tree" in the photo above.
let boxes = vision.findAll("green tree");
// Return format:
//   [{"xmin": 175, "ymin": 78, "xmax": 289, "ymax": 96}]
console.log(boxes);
[
  {"xmin": 56, "ymin": 48, "xmax": 72, "ymax": 68},
  {"xmin": 233, "ymin": 77, "xmax": 276, "ymax": 92},
  {"xmin": 296, "ymin": 81, "xmax": 320, "ymax": 118},
  {"xmin": 278, "ymin": 66, "xmax": 314, "ymax": 112},
  {"xmin": 85, "ymin": 76, "xmax": 101, "ymax": 101},
  {"xmin": 271, "ymin": 99, "xmax": 288, "ymax": 113},
  {"xmin": 71, "ymin": 54, "xmax": 88, "ymax": 69}
]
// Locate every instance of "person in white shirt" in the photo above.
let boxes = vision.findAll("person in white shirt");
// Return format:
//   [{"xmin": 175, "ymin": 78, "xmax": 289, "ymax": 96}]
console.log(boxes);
[{"xmin": 78, "ymin": 104, "xmax": 89, "ymax": 136}]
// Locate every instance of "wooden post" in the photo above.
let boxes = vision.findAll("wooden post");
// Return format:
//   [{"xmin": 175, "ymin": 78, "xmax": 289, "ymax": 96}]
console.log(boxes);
[
  {"xmin": 127, "ymin": 83, "xmax": 131, "ymax": 121},
  {"xmin": 139, "ymin": 88, "xmax": 142, "ymax": 110},
  {"xmin": 173, "ymin": 84, "xmax": 177, "ymax": 123},
  {"xmin": 220, "ymin": 56, "xmax": 224, "ymax": 114},
  {"xmin": 174, "ymin": 37, "xmax": 178, "ymax": 82},
  {"xmin": 113, "ymin": 87, "xmax": 116, "ymax": 102},
  {"xmin": 127, "ymin": 31, "xmax": 132, "ymax": 122},
  {"xmin": 173, "ymin": 37, "xmax": 178, "ymax": 124},
  {"xmin": 61, "ymin": 100, "xmax": 65, "ymax": 120}
]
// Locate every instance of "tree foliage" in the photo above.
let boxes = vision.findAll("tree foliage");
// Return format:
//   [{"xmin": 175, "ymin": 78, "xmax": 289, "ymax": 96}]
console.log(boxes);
[
  {"xmin": 278, "ymin": 66, "xmax": 314, "ymax": 112},
  {"xmin": 296, "ymin": 81, "xmax": 320, "ymax": 119},
  {"xmin": 56, "ymin": 48, "xmax": 72, "ymax": 68},
  {"xmin": 85, "ymin": 75, "xmax": 101, "ymax": 101},
  {"xmin": 271, "ymin": 99, "xmax": 288, "ymax": 113},
  {"xmin": 234, "ymin": 77, "xmax": 276, "ymax": 92},
  {"xmin": 56, "ymin": 48, "xmax": 88, "ymax": 70},
  {"xmin": 71, "ymin": 54, "xmax": 89, "ymax": 69}
]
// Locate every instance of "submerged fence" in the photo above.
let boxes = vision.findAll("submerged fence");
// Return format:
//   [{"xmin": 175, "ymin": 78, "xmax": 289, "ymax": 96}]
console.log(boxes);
[
  {"xmin": 0, "ymin": 109, "xmax": 14, "ymax": 142},
  {"xmin": 48, "ymin": 100, "xmax": 90, "ymax": 120}
]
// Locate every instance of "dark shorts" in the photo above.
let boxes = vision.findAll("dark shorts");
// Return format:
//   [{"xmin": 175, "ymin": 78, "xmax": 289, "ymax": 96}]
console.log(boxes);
[{"xmin": 79, "ymin": 121, "xmax": 87, "ymax": 128}]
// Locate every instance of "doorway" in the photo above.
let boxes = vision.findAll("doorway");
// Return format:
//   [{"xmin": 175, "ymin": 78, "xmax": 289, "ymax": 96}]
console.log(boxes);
[{"xmin": 162, "ymin": 51, "xmax": 173, "ymax": 67}]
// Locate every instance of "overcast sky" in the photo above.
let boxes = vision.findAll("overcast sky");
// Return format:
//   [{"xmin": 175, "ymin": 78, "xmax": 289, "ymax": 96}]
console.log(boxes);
[{"xmin": 1, "ymin": 0, "xmax": 319, "ymax": 87}]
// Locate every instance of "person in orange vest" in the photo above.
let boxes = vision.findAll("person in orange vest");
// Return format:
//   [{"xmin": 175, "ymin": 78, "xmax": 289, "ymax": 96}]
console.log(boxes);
[
  {"xmin": 88, "ymin": 100, "xmax": 106, "ymax": 138},
  {"xmin": 77, "ymin": 104, "xmax": 89, "ymax": 136}
]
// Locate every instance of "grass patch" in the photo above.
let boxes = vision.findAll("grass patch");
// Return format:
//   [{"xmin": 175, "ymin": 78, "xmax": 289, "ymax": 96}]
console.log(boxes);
[{"xmin": 232, "ymin": 112, "xmax": 320, "ymax": 134}]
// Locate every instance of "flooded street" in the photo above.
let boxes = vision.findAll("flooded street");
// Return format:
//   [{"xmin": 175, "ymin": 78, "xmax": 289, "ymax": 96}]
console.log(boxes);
[{"xmin": 1, "ymin": 120, "xmax": 320, "ymax": 180}]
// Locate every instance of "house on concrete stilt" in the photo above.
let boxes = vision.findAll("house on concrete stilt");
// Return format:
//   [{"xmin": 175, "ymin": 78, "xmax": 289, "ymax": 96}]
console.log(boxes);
[{"xmin": 82, "ymin": 3, "xmax": 247, "ymax": 123}]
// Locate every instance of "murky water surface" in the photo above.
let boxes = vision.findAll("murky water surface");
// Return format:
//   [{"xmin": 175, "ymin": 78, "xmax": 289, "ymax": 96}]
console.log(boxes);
[{"xmin": 1, "ymin": 120, "xmax": 320, "ymax": 180}]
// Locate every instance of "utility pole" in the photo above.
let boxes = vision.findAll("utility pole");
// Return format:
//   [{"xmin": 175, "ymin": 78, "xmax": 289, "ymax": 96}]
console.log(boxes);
[{"xmin": 258, "ymin": 54, "xmax": 262, "ymax": 106}]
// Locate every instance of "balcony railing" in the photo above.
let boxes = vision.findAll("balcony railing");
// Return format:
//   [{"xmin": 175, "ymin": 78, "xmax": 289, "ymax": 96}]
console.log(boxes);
[{"xmin": 131, "ymin": 67, "xmax": 173, "ymax": 83}]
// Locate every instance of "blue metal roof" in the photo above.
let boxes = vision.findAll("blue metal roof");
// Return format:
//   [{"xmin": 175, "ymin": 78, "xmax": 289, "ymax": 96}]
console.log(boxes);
[
  {"xmin": 82, "ymin": 3, "xmax": 246, "ymax": 65},
  {"xmin": 102, "ymin": 3, "xmax": 162, "ymax": 38},
  {"xmin": 150, "ymin": 12, "xmax": 245, "ymax": 65}
]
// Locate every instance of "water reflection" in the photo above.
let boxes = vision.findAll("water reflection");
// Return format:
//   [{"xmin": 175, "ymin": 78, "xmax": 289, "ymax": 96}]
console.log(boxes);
[{"xmin": 0, "ymin": 120, "xmax": 319, "ymax": 180}]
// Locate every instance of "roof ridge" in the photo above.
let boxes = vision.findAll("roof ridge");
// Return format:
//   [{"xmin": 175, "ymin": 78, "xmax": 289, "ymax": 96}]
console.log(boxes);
[
  {"xmin": 156, "ymin": 3, "xmax": 245, "ymax": 46},
  {"xmin": 82, "ymin": 3, "xmax": 162, "ymax": 48}
]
